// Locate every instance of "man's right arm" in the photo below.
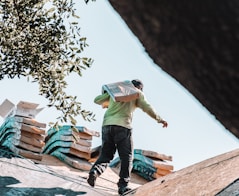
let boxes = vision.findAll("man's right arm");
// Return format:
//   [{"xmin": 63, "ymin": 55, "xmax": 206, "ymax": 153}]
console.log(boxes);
[{"xmin": 94, "ymin": 93, "xmax": 110, "ymax": 105}]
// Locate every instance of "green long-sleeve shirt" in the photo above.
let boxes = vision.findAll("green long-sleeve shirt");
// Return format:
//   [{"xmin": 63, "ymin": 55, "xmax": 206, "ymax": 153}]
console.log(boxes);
[{"xmin": 94, "ymin": 90, "xmax": 162, "ymax": 129}]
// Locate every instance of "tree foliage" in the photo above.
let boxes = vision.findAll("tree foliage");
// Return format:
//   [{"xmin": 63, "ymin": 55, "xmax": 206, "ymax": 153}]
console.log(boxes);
[{"xmin": 0, "ymin": 0, "xmax": 95, "ymax": 126}]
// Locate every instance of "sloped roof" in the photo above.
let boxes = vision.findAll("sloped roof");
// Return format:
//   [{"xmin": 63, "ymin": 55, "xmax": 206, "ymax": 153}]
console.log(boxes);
[
  {"xmin": 0, "ymin": 114, "xmax": 238, "ymax": 195},
  {"xmin": 0, "ymin": 152, "xmax": 143, "ymax": 196},
  {"xmin": 134, "ymin": 148, "xmax": 239, "ymax": 196},
  {"xmin": 1, "ymin": 148, "xmax": 239, "ymax": 195}
]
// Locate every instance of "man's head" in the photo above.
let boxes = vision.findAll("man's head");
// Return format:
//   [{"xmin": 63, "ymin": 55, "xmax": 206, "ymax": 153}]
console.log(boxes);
[{"xmin": 131, "ymin": 79, "xmax": 143, "ymax": 91}]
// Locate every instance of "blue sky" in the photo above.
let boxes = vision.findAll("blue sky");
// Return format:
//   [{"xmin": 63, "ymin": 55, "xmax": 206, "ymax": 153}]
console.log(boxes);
[{"xmin": 0, "ymin": 1, "xmax": 238, "ymax": 171}]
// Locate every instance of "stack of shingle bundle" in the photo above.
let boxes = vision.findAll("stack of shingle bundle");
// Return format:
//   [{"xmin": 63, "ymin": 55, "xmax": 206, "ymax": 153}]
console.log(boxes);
[
  {"xmin": 0, "ymin": 116, "xmax": 46, "ymax": 161},
  {"xmin": 110, "ymin": 149, "xmax": 173, "ymax": 181},
  {"xmin": 43, "ymin": 125, "xmax": 101, "ymax": 171},
  {"xmin": 132, "ymin": 149, "xmax": 173, "ymax": 181},
  {"xmin": 0, "ymin": 99, "xmax": 46, "ymax": 161}
]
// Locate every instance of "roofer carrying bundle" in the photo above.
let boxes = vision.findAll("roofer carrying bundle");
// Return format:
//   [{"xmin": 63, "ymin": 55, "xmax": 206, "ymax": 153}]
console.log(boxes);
[{"xmin": 87, "ymin": 79, "xmax": 168, "ymax": 195}]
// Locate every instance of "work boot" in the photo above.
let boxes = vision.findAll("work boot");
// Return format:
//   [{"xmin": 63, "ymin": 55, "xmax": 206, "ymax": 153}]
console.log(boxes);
[
  {"xmin": 118, "ymin": 186, "xmax": 132, "ymax": 195},
  {"xmin": 87, "ymin": 171, "xmax": 97, "ymax": 187}
]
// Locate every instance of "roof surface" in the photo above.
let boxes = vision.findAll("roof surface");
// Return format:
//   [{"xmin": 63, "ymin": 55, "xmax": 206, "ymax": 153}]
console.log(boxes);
[{"xmin": 1, "ymin": 148, "xmax": 239, "ymax": 195}]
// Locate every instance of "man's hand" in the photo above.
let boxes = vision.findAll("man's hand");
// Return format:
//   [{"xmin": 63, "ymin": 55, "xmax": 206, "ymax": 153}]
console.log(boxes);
[
  {"xmin": 156, "ymin": 116, "xmax": 168, "ymax": 128},
  {"xmin": 160, "ymin": 120, "xmax": 168, "ymax": 128}
]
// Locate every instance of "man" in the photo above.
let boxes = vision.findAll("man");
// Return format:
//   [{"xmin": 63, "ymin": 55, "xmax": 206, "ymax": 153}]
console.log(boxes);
[{"xmin": 87, "ymin": 79, "xmax": 168, "ymax": 195}]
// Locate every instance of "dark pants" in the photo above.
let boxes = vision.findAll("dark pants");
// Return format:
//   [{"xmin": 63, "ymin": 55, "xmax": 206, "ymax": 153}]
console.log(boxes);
[{"xmin": 89, "ymin": 125, "xmax": 133, "ymax": 188}]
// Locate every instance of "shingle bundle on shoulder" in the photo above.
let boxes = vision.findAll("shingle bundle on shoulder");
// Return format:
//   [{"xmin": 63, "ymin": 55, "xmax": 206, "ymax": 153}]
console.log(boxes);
[
  {"xmin": 110, "ymin": 149, "xmax": 173, "ymax": 181},
  {"xmin": 0, "ymin": 99, "xmax": 46, "ymax": 161},
  {"xmin": 43, "ymin": 125, "xmax": 101, "ymax": 171}
]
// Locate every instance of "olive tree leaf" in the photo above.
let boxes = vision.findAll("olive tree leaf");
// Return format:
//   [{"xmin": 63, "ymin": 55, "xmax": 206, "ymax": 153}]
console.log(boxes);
[{"xmin": 0, "ymin": 0, "xmax": 96, "ymax": 128}]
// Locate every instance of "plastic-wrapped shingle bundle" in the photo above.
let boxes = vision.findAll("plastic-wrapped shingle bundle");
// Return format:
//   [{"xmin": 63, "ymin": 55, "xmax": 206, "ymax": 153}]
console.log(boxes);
[
  {"xmin": 0, "ymin": 116, "xmax": 46, "ymax": 161},
  {"xmin": 101, "ymin": 80, "xmax": 140, "ymax": 108},
  {"xmin": 132, "ymin": 160, "xmax": 156, "ymax": 181},
  {"xmin": 110, "ymin": 149, "xmax": 173, "ymax": 181},
  {"xmin": 43, "ymin": 125, "xmax": 101, "ymax": 171},
  {"xmin": 0, "ymin": 99, "xmax": 46, "ymax": 160}
]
